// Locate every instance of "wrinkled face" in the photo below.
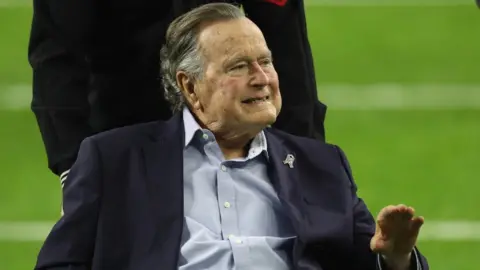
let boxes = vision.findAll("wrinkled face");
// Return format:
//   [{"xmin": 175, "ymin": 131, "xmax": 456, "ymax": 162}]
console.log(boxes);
[{"xmin": 179, "ymin": 18, "xmax": 282, "ymax": 135}]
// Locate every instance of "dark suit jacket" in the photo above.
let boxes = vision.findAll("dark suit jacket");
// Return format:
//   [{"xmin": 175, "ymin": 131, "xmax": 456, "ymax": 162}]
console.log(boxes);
[{"xmin": 35, "ymin": 114, "xmax": 428, "ymax": 270}]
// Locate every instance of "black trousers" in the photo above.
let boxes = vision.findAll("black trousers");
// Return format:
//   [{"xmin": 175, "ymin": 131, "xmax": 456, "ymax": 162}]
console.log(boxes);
[{"xmin": 29, "ymin": 0, "xmax": 327, "ymax": 176}]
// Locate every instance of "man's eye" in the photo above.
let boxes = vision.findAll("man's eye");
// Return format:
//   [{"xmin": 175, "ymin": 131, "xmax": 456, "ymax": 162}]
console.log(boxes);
[
  {"xmin": 232, "ymin": 64, "xmax": 247, "ymax": 70},
  {"xmin": 260, "ymin": 58, "xmax": 273, "ymax": 65}
]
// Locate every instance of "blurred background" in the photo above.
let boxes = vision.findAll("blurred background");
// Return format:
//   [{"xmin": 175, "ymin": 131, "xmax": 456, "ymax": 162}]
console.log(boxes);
[{"xmin": 0, "ymin": 0, "xmax": 479, "ymax": 269}]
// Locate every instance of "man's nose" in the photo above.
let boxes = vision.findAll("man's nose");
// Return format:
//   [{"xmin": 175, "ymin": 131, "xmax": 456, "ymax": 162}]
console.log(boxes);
[{"xmin": 250, "ymin": 62, "xmax": 269, "ymax": 87}]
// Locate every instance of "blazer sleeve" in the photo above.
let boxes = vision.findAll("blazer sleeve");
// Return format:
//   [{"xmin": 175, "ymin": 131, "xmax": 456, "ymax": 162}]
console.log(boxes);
[
  {"xmin": 35, "ymin": 137, "xmax": 103, "ymax": 270},
  {"xmin": 335, "ymin": 146, "xmax": 429, "ymax": 270}
]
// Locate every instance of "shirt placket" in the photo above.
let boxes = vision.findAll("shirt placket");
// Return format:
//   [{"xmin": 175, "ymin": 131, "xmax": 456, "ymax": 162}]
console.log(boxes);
[{"xmin": 203, "ymin": 134, "xmax": 251, "ymax": 268}]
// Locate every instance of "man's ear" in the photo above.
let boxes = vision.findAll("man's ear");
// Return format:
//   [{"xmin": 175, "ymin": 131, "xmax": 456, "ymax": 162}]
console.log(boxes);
[{"xmin": 176, "ymin": 71, "xmax": 199, "ymax": 106}]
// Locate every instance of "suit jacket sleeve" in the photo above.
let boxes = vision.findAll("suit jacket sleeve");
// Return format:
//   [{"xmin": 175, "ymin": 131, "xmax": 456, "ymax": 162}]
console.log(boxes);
[
  {"xmin": 335, "ymin": 146, "xmax": 429, "ymax": 270},
  {"xmin": 35, "ymin": 137, "xmax": 102, "ymax": 270},
  {"xmin": 29, "ymin": 0, "xmax": 97, "ymax": 175}
]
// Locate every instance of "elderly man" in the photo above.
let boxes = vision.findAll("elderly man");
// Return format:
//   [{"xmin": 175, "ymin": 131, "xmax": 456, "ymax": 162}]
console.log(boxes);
[{"xmin": 35, "ymin": 3, "xmax": 428, "ymax": 270}]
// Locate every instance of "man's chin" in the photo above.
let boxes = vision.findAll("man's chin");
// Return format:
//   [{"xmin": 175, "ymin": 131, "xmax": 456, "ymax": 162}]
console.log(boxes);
[
  {"xmin": 237, "ymin": 107, "xmax": 278, "ymax": 129},
  {"xmin": 248, "ymin": 115, "xmax": 277, "ymax": 130}
]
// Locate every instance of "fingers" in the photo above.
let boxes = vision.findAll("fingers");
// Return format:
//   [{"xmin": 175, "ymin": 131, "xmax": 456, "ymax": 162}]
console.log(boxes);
[
  {"xmin": 378, "ymin": 205, "xmax": 396, "ymax": 220},
  {"xmin": 395, "ymin": 205, "xmax": 414, "ymax": 221},
  {"xmin": 380, "ymin": 204, "xmax": 417, "ymax": 216},
  {"xmin": 377, "ymin": 204, "xmax": 424, "ymax": 235},
  {"xmin": 378, "ymin": 204, "xmax": 414, "ymax": 221},
  {"xmin": 411, "ymin": 216, "xmax": 425, "ymax": 232},
  {"xmin": 372, "ymin": 205, "xmax": 424, "ymax": 255}
]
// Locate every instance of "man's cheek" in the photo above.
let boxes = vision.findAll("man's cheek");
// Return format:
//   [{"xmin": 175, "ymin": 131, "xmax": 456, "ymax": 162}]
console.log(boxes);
[{"xmin": 218, "ymin": 89, "xmax": 237, "ymax": 104}]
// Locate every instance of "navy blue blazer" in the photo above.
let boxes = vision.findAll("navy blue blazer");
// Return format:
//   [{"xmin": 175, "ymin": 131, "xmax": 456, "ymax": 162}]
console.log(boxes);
[{"xmin": 35, "ymin": 113, "xmax": 429, "ymax": 270}]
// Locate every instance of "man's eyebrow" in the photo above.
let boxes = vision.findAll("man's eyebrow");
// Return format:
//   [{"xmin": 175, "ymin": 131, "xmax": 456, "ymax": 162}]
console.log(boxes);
[
  {"xmin": 225, "ymin": 50, "xmax": 273, "ymax": 64},
  {"xmin": 228, "ymin": 55, "xmax": 251, "ymax": 63},
  {"xmin": 260, "ymin": 50, "xmax": 273, "ymax": 59},
  {"xmin": 222, "ymin": 55, "xmax": 250, "ymax": 68}
]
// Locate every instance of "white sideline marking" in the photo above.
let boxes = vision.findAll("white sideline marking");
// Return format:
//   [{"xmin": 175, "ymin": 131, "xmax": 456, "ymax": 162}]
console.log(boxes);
[
  {"xmin": 1, "ymin": 83, "xmax": 479, "ymax": 111},
  {"xmin": 0, "ymin": 0, "xmax": 30, "ymax": 7},
  {"xmin": 0, "ymin": 84, "xmax": 32, "ymax": 111},
  {"xmin": 0, "ymin": 220, "xmax": 479, "ymax": 242},
  {"xmin": 0, "ymin": 222, "xmax": 53, "ymax": 242},
  {"xmin": 318, "ymin": 83, "xmax": 480, "ymax": 110},
  {"xmin": 0, "ymin": 0, "xmax": 474, "ymax": 8},
  {"xmin": 419, "ymin": 221, "xmax": 480, "ymax": 241}
]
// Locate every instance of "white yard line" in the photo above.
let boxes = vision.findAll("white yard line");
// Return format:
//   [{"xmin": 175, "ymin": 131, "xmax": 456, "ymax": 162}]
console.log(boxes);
[
  {"xmin": 1, "ymin": 83, "xmax": 479, "ymax": 111},
  {"xmin": 0, "ymin": 0, "xmax": 30, "ymax": 8},
  {"xmin": 318, "ymin": 83, "xmax": 480, "ymax": 110},
  {"xmin": 0, "ymin": 222, "xmax": 53, "ymax": 242},
  {"xmin": 0, "ymin": 220, "xmax": 479, "ymax": 242},
  {"xmin": 0, "ymin": 84, "xmax": 32, "ymax": 111},
  {"xmin": 419, "ymin": 221, "xmax": 480, "ymax": 241}
]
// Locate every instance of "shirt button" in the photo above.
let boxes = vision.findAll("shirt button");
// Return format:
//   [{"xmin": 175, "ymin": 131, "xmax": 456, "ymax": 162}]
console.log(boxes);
[
  {"xmin": 235, "ymin": 239, "xmax": 243, "ymax": 244},
  {"xmin": 202, "ymin": 133, "xmax": 209, "ymax": 140},
  {"xmin": 221, "ymin": 165, "xmax": 227, "ymax": 172},
  {"xmin": 228, "ymin": 234, "xmax": 235, "ymax": 239},
  {"xmin": 224, "ymin": 202, "xmax": 231, "ymax": 208}
]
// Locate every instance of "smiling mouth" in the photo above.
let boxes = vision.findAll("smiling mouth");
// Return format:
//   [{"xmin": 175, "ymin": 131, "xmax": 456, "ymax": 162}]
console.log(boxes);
[{"xmin": 242, "ymin": 96, "xmax": 270, "ymax": 104}]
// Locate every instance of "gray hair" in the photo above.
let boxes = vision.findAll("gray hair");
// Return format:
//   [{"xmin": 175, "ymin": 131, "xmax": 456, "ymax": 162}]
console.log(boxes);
[{"xmin": 160, "ymin": 3, "xmax": 245, "ymax": 113}]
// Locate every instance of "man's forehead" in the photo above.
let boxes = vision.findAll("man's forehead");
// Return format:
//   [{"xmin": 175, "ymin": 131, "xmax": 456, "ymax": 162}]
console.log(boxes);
[
  {"xmin": 199, "ymin": 18, "xmax": 260, "ymax": 37},
  {"xmin": 198, "ymin": 19, "xmax": 268, "ymax": 57}
]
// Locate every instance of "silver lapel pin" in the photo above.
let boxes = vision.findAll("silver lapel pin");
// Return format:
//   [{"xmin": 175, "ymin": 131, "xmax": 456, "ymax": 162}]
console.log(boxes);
[{"xmin": 283, "ymin": 154, "xmax": 295, "ymax": 168}]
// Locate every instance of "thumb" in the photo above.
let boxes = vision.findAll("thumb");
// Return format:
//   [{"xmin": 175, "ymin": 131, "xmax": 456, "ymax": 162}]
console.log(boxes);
[
  {"xmin": 370, "ymin": 234, "xmax": 385, "ymax": 252},
  {"xmin": 411, "ymin": 216, "xmax": 424, "ymax": 233}
]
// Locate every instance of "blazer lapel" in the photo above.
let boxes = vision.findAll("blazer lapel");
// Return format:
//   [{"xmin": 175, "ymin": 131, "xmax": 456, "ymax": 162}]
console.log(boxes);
[
  {"xmin": 265, "ymin": 130, "xmax": 315, "ymax": 269},
  {"xmin": 267, "ymin": 130, "xmax": 351, "ymax": 270},
  {"xmin": 264, "ymin": 130, "xmax": 305, "ymax": 235},
  {"xmin": 141, "ymin": 113, "xmax": 185, "ymax": 231}
]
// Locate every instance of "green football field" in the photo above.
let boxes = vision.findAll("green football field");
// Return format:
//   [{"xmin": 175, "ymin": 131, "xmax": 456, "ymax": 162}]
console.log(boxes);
[{"xmin": 0, "ymin": 1, "xmax": 479, "ymax": 269}]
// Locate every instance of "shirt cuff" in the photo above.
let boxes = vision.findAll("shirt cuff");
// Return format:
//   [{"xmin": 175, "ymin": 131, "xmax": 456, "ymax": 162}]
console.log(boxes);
[{"xmin": 377, "ymin": 248, "xmax": 422, "ymax": 270}]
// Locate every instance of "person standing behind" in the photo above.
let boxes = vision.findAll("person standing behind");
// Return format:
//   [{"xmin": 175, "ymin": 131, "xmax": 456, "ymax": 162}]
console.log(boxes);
[{"xmin": 28, "ymin": 0, "xmax": 326, "ymax": 188}]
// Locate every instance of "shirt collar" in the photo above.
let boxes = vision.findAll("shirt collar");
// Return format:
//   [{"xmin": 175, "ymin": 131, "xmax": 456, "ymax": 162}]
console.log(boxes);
[
  {"xmin": 183, "ymin": 107, "xmax": 203, "ymax": 147},
  {"xmin": 182, "ymin": 107, "xmax": 269, "ymax": 159}
]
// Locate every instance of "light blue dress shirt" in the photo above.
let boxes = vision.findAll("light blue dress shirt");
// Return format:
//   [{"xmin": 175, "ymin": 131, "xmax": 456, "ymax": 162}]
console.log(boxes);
[{"xmin": 178, "ymin": 108, "xmax": 296, "ymax": 270}]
